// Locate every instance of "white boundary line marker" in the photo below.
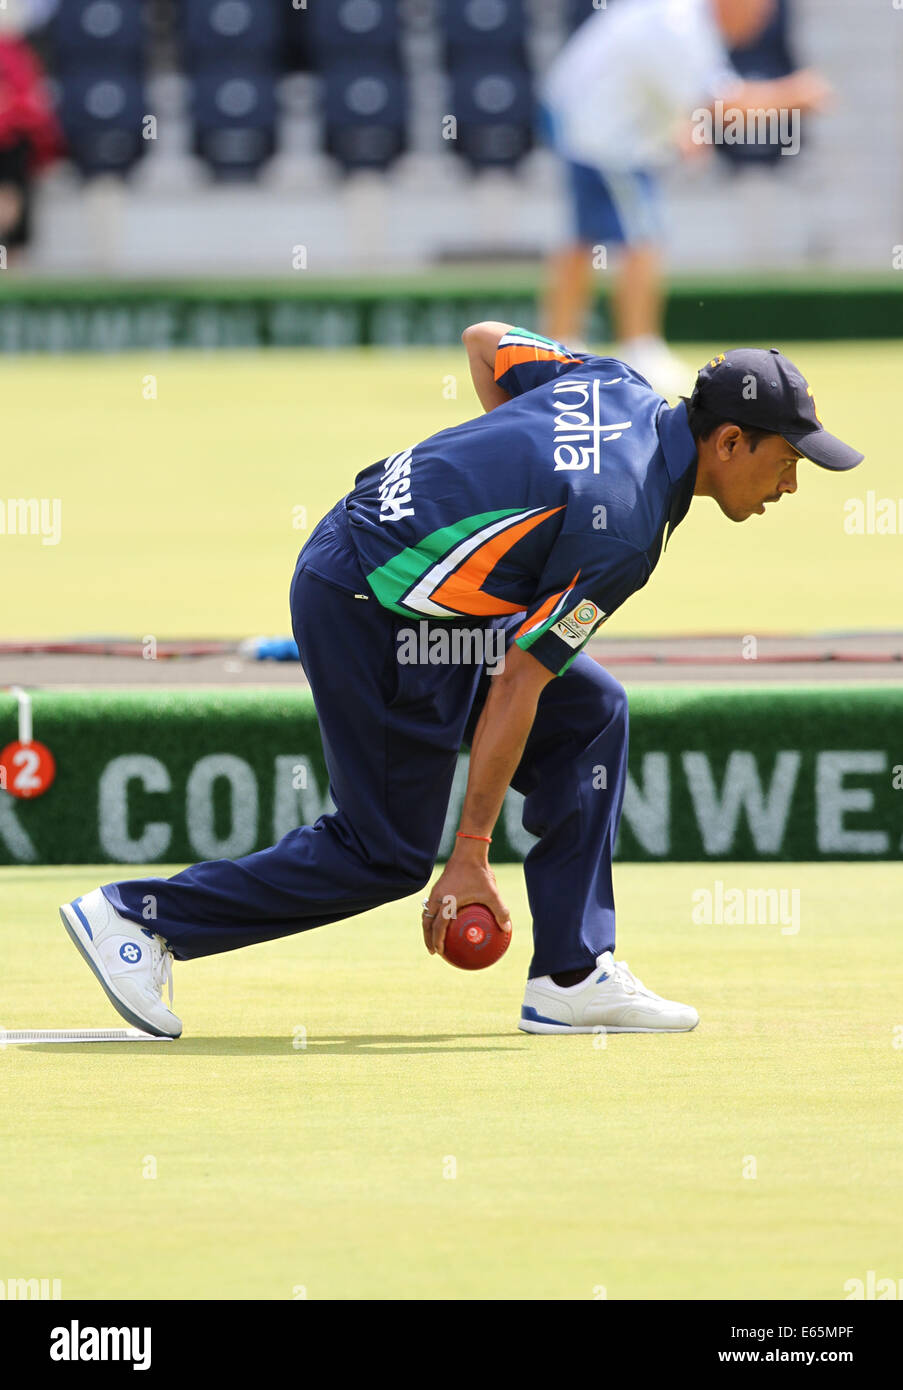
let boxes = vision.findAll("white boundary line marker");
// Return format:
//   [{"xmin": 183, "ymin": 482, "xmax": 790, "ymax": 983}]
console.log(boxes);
[{"xmin": 1, "ymin": 1028, "xmax": 170, "ymax": 1044}]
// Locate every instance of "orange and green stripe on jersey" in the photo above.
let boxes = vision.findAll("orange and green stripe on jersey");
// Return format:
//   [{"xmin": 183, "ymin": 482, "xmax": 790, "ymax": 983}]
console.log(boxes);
[
  {"xmin": 517, "ymin": 583, "xmax": 609, "ymax": 677},
  {"xmin": 494, "ymin": 328, "xmax": 585, "ymax": 384},
  {"xmin": 365, "ymin": 506, "xmax": 563, "ymax": 619},
  {"xmin": 514, "ymin": 570, "xmax": 582, "ymax": 642}
]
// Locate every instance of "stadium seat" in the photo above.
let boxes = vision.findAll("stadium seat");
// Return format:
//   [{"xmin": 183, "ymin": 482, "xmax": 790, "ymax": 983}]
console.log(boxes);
[
  {"xmin": 56, "ymin": 69, "xmax": 147, "ymax": 174},
  {"xmin": 307, "ymin": 0, "xmax": 400, "ymax": 65},
  {"xmin": 282, "ymin": 0, "xmax": 314, "ymax": 73},
  {"xmin": 449, "ymin": 61, "xmax": 533, "ymax": 169},
  {"xmin": 192, "ymin": 67, "xmax": 278, "ymax": 177},
  {"xmin": 322, "ymin": 61, "xmax": 406, "ymax": 170},
  {"xmin": 50, "ymin": 0, "xmax": 144, "ymax": 71},
  {"xmin": 565, "ymin": 0, "xmax": 608, "ymax": 33},
  {"xmin": 182, "ymin": 0, "xmax": 281, "ymax": 66},
  {"xmin": 440, "ymin": 0, "xmax": 527, "ymax": 67}
]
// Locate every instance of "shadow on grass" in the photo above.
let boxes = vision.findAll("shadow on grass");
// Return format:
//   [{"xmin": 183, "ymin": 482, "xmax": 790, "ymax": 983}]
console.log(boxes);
[{"xmin": 18, "ymin": 1033, "xmax": 529, "ymax": 1057}]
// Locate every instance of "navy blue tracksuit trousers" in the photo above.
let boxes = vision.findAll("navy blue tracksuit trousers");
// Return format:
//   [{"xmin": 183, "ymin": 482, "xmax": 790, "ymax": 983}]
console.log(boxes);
[{"xmin": 103, "ymin": 499, "xmax": 630, "ymax": 979}]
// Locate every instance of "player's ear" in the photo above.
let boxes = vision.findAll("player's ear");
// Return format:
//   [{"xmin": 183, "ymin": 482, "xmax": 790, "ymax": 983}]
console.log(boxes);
[{"xmin": 718, "ymin": 424, "xmax": 743, "ymax": 459}]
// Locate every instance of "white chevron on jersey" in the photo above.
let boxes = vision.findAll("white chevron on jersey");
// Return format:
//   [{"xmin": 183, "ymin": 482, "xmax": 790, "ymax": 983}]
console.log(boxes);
[{"xmin": 402, "ymin": 507, "xmax": 551, "ymax": 618}]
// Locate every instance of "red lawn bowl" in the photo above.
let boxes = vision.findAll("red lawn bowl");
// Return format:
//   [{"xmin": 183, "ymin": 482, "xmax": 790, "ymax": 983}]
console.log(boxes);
[{"xmin": 442, "ymin": 904, "xmax": 511, "ymax": 971}]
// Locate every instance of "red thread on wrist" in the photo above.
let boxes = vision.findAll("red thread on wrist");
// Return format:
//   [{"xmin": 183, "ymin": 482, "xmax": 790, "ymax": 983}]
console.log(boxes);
[{"xmin": 456, "ymin": 832, "xmax": 492, "ymax": 843}]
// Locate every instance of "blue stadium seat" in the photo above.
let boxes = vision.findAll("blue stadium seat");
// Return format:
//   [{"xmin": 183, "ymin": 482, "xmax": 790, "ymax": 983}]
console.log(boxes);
[
  {"xmin": 56, "ymin": 70, "xmax": 146, "ymax": 174},
  {"xmin": 308, "ymin": 0, "xmax": 400, "ymax": 65},
  {"xmin": 449, "ymin": 61, "xmax": 533, "ymax": 168},
  {"xmin": 322, "ymin": 61, "xmax": 406, "ymax": 170},
  {"xmin": 283, "ymin": 1, "xmax": 314, "ymax": 73},
  {"xmin": 51, "ymin": 0, "xmax": 144, "ymax": 71},
  {"xmin": 565, "ymin": 0, "xmax": 608, "ymax": 33},
  {"xmin": 192, "ymin": 67, "xmax": 278, "ymax": 177},
  {"xmin": 441, "ymin": 0, "xmax": 527, "ymax": 66},
  {"xmin": 182, "ymin": 0, "xmax": 281, "ymax": 65}
]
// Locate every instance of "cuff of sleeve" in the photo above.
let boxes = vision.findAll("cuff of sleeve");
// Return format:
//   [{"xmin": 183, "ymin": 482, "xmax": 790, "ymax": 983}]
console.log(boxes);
[{"xmin": 514, "ymin": 630, "xmax": 580, "ymax": 677}]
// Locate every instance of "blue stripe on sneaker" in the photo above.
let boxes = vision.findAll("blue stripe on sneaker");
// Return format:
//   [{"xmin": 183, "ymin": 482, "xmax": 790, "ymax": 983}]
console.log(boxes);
[
  {"xmin": 70, "ymin": 897, "xmax": 93, "ymax": 941},
  {"xmin": 521, "ymin": 1005, "xmax": 572, "ymax": 1028}
]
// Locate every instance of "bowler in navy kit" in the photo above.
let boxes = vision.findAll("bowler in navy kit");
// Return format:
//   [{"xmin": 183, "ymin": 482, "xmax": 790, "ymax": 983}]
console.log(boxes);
[{"xmin": 60, "ymin": 326, "xmax": 863, "ymax": 1038}]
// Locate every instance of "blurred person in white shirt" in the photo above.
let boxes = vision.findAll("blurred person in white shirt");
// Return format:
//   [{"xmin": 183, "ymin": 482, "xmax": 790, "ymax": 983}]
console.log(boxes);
[{"xmin": 540, "ymin": 0, "xmax": 830, "ymax": 397}]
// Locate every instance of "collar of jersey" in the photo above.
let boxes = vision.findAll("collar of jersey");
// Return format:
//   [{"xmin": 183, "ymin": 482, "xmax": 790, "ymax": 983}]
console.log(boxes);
[{"xmin": 658, "ymin": 400, "xmax": 698, "ymax": 550}]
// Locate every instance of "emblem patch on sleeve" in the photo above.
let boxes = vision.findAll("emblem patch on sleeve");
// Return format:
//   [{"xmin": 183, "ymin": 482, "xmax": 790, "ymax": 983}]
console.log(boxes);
[{"xmin": 552, "ymin": 600, "xmax": 607, "ymax": 649}]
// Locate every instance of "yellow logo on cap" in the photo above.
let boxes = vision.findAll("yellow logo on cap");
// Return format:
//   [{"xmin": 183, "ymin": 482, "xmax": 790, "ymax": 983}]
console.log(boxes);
[{"xmin": 708, "ymin": 353, "xmax": 726, "ymax": 368}]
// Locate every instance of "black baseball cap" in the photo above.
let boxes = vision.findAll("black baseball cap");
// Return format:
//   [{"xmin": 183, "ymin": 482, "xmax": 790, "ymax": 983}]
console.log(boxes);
[{"xmin": 690, "ymin": 348, "xmax": 864, "ymax": 471}]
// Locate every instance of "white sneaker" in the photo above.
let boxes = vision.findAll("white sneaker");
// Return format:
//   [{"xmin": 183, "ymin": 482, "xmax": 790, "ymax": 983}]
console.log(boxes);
[
  {"xmin": 60, "ymin": 888, "xmax": 182, "ymax": 1039},
  {"xmin": 519, "ymin": 951, "xmax": 698, "ymax": 1034}
]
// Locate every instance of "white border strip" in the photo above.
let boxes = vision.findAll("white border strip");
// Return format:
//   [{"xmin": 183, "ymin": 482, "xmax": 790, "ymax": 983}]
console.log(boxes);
[
  {"xmin": 1, "ymin": 1028, "xmax": 170, "ymax": 1045},
  {"xmin": 8, "ymin": 686, "xmax": 32, "ymax": 745}
]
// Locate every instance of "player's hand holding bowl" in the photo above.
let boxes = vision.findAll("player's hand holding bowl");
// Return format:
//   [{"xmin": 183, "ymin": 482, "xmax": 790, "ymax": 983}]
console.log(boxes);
[{"xmin": 421, "ymin": 843, "xmax": 511, "ymax": 963}]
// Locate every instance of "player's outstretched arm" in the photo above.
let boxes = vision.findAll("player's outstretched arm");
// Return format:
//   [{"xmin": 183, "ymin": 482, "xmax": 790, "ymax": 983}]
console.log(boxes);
[
  {"xmin": 462, "ymin": 320, "xmax": 515, "ymax": 413},
  {"xmin": 421, "ymin": 642, "xmax": 555, "ymax": 957},
  {"xmin": 721, "ymin": 68, "xmax": 833, "ymax": 117}
]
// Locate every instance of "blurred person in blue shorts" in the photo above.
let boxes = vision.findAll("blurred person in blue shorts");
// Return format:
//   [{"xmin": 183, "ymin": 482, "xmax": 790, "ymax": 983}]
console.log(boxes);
[{"xmin": 540, "ymin": 0, "xmax": 830, "ymax": 397}]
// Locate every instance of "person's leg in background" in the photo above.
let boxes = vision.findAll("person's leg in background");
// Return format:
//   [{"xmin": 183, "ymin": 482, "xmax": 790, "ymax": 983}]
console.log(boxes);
[
  {"xmin": 538, "ymin": 102, "xmax": 596, "ymax": 347},
  {"xmin": 543, "ymin": 158, "xmax": 644, "ymax": 345},
  {"xmin": 543, "ymin": 160, "xmax": 692, "ymax": 399},
  {"xmin": 601, "ymin": 168, "xmax": 693, "ymax": 399},
  {"xmin": 612, "ymin": 242, "xmax": 666, "ymax": 355},
  {"xmin": 543, "ymin": 239, "xmax": 596, "ymax": 348}
]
